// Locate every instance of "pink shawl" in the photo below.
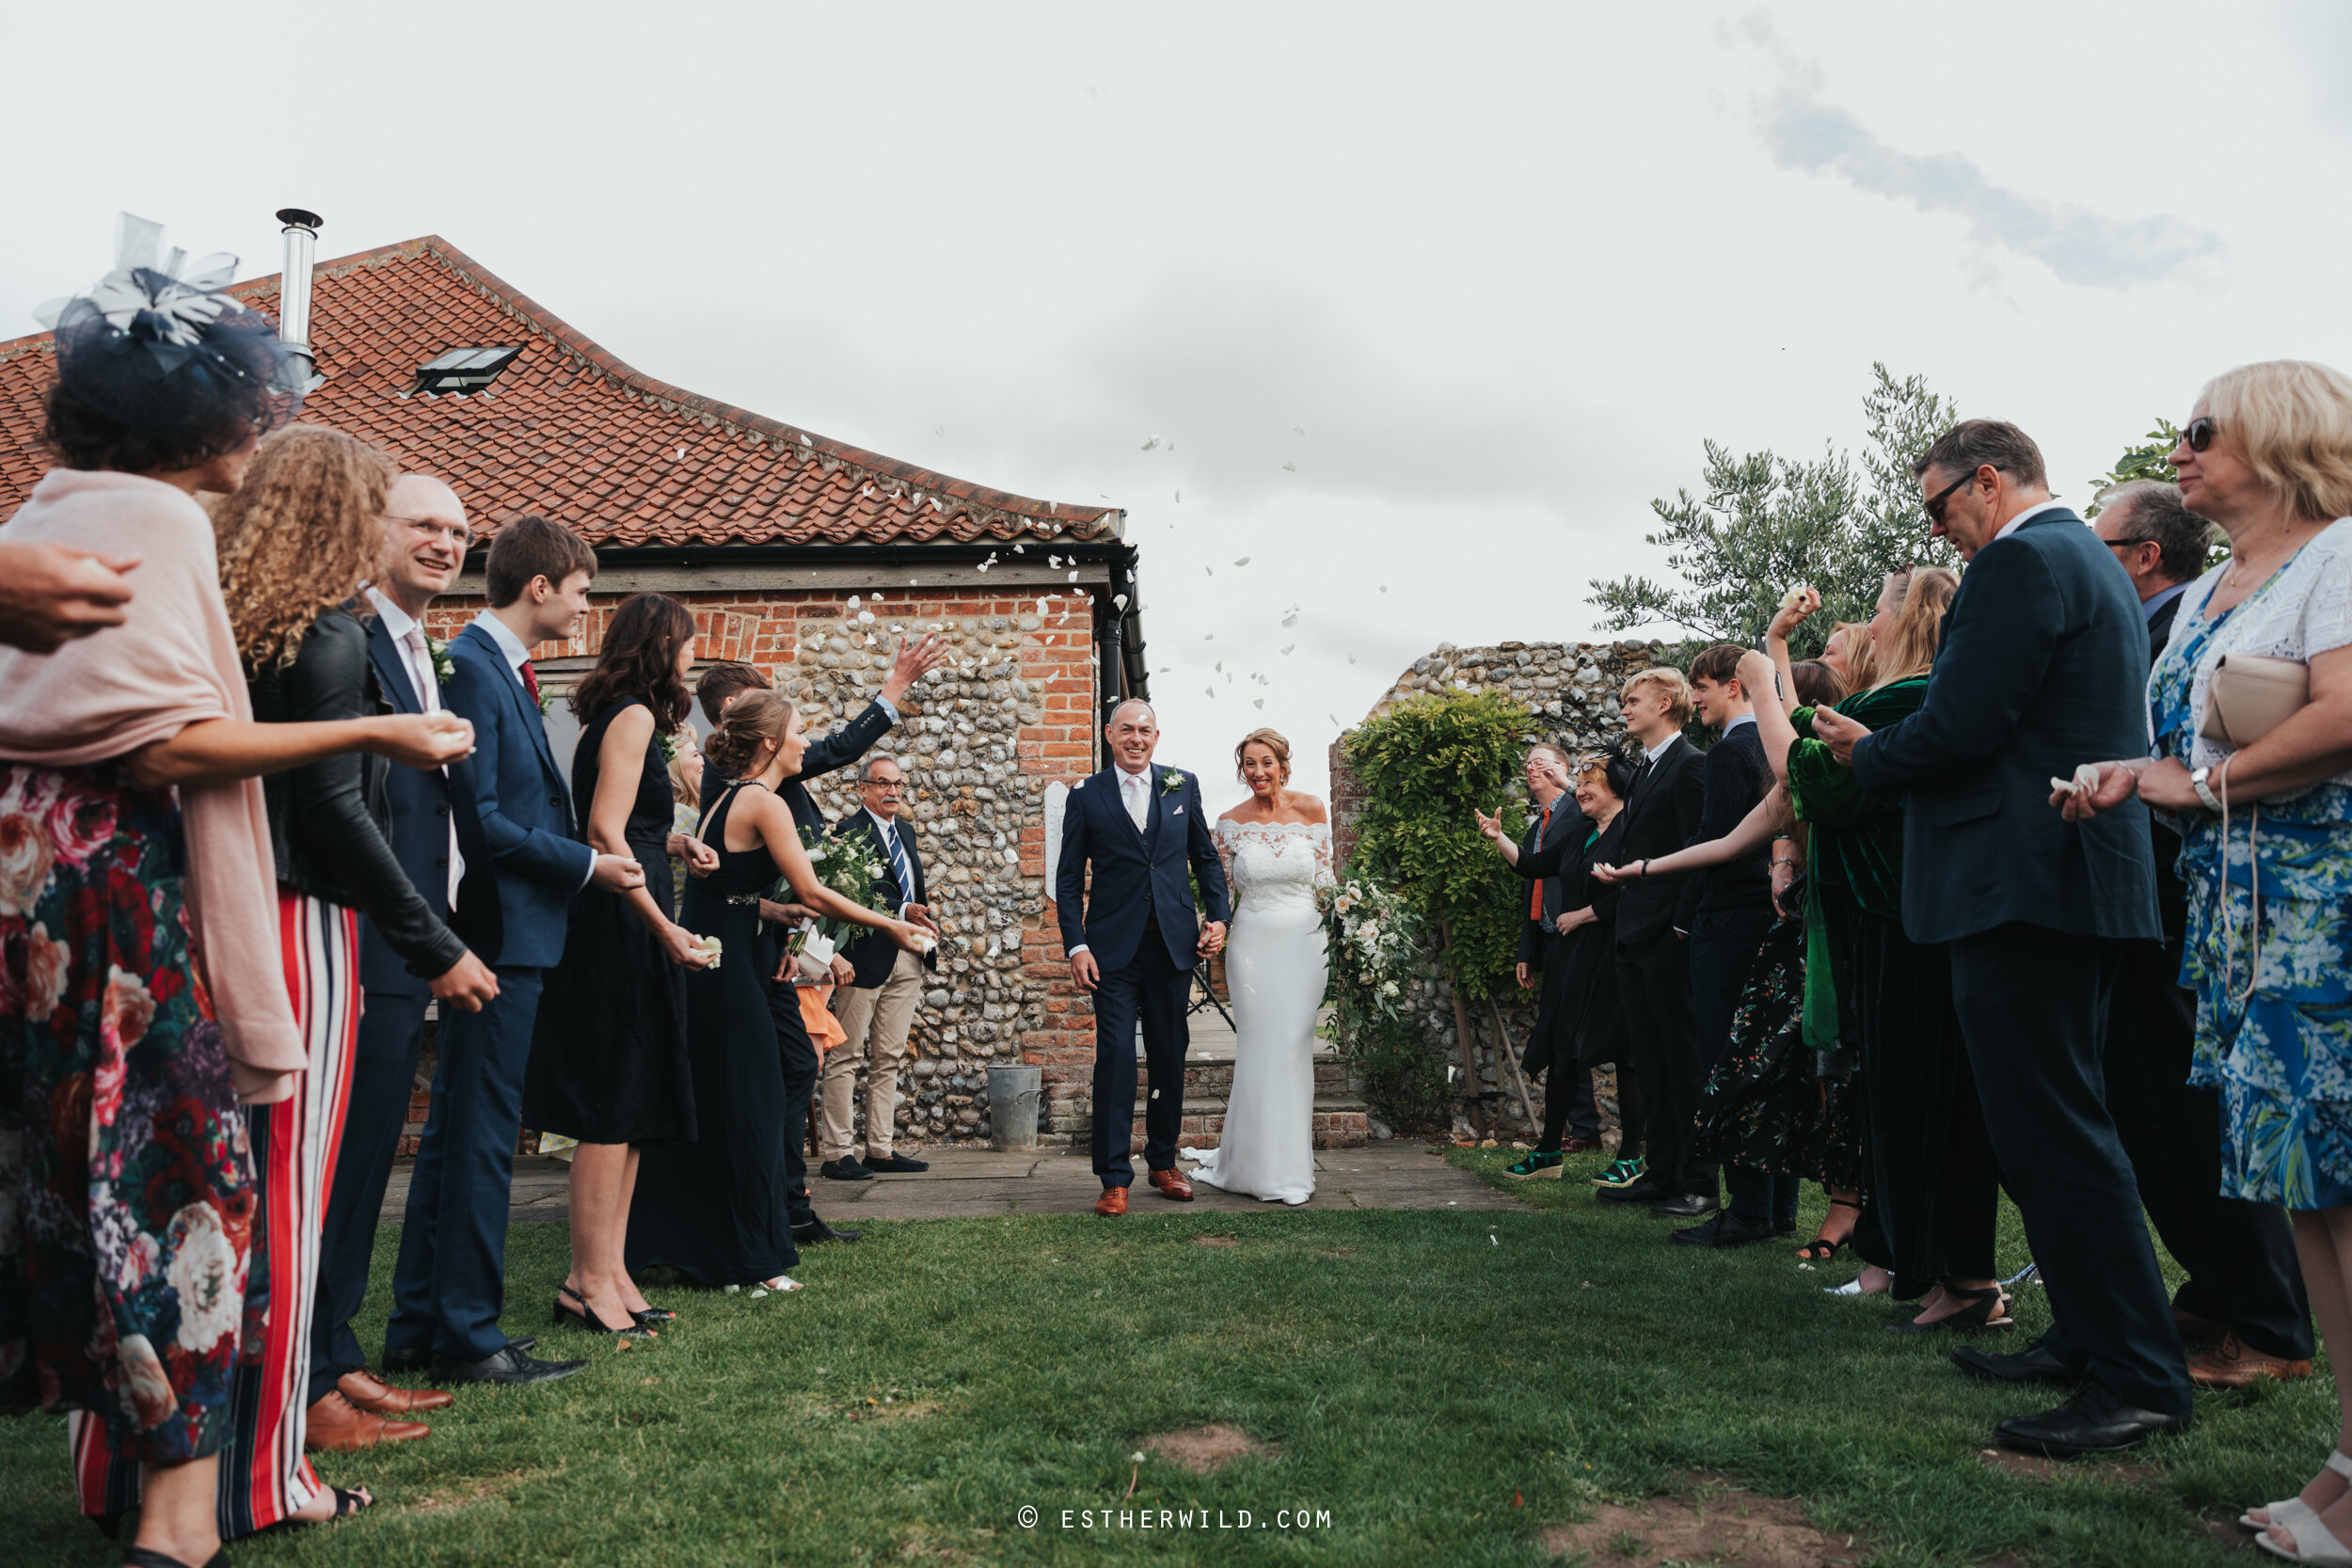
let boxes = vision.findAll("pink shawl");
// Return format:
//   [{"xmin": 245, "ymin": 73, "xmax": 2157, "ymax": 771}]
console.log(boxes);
[{"xmin": 0, "ymin": 469, "xmax": 300, "ymax": 1102}]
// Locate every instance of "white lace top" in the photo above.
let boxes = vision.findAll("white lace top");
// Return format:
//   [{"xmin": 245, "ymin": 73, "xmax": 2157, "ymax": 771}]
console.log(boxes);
[
  {"xmin": 1214, "ymin": 818, "xmax": 1335, "ymax": 915},
  {"xmin": 2153, "ymin": 516, "xmax": 2352, "ymax": 798}
]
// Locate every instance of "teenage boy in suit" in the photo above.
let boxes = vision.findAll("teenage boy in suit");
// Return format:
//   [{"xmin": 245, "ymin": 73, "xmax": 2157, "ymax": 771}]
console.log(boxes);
[
  {"xmin": 1594, "ymin": 669, "xmax": 1706, "ymax": 1211},
  {"xmin": 386, "ymin": 516, "xmax": 644, "ymax": 1386}
]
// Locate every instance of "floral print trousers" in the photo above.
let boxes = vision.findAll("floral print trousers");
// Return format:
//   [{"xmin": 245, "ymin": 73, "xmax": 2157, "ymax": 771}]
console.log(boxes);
[{"xmin": 0, "ymin": 764, "xmax": 260, "ymax": 1471}]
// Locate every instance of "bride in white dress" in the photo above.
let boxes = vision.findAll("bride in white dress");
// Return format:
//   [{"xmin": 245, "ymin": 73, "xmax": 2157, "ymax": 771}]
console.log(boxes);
[{"xmin": 1184, "ymin": 728, "xmax": 1333, "ymax": 1206}]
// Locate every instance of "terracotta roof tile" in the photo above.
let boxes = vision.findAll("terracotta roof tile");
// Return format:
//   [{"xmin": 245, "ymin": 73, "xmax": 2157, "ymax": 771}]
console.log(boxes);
[{"xmin": 0, "ymin": 235, "xmax": 1119, "ymax": 549}]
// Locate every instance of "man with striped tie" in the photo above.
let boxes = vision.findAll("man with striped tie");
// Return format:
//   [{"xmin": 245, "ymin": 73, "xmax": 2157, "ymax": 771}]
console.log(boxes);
[{"xmin": 821, "ymin": 752, "xmax": 941, "ymax": 1180}]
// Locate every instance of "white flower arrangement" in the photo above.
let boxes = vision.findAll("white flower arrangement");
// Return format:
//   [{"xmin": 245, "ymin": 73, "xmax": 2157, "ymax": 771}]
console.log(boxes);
[
  {"xmin": 1319, "ymin": 875, "xmax": 1422, "ymax": 1023},
  {"xmin": 425, "ymin": 635, "xmax": 455, "ymax": 687}
]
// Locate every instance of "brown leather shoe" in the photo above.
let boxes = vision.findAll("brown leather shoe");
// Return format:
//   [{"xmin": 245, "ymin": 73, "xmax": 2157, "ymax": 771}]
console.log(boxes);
[
  {"xmin": 2186, "ymin": 1332, "xmax": 2312, "ymax": 1388},
  {"xmin": 2173, "ymin": 1303, "xmax": 2226, "ymax": 1348},
  {"xmin": 1094, "ymin": 1186, "xmax": 1128, "ymax": 1216},
  {"xmin": 304, "ymin": 1390, "xmax": 429, "ymax": 1451},
  {"xmin": 1149, "ymin": 1167, "xmax": 1195, "ymax": 1202},
  {"xmin": 341, "ymin": 1369, "xmax": 453, "ymax": 1414}
]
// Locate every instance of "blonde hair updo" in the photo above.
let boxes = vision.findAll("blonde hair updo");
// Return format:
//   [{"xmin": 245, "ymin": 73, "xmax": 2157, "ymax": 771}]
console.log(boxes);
[{"xmin": 1234, "ymin": 726, "xmax": 1293, "ymax": 783}]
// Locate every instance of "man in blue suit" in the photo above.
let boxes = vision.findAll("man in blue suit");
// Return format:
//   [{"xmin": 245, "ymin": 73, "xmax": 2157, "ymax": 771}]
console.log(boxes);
[
  {"xmin": 386, "ymin": 515, "xmax": 644, "ymax": 1386},
  {"xmin": 1815, "ymin": 420, "xmax": 2188, "ymax": 1456},
  {"xmin": 307, "ymin": 474, "xmax": 502, "ymax": 1439},
  {"xmin": 1057, "ymin": 700, "xmax": 1232, "ymax": 1215}
]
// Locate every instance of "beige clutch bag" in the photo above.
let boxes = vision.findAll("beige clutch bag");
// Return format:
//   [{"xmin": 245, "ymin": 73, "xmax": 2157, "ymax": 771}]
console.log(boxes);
[{"xmin": 2199, "ymin": 653, "xmax": 2310, "ymax": 747}]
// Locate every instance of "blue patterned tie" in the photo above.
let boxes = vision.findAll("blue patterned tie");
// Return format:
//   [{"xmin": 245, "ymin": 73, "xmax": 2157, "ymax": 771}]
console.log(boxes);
[{"xmin": 882, "ymin": 820, "xmax": 916, "ymax": 906}]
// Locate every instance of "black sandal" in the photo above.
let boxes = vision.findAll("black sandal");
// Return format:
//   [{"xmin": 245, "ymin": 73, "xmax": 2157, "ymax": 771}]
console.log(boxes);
[
  {"xmin": 1883, "ymin": 1284, "xmax": 2012, "ymax": 1335},
  {"xmin": 331, "ymin": 1486, "xmax": 373, "ymax": 1519},
  {"xmin": 1796, "ymin": 1198, "xmax": 1860, "ymax": 1262}
]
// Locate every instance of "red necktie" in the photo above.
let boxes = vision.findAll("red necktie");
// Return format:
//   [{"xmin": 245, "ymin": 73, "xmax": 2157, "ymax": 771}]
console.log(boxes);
[
  {"xmin": 1530, "ymin": 805, "xmax": 1549, "ymax": 920},
  {"xmin": 519, "ymin": 658, "xmax": 541, "ymax": 705}
]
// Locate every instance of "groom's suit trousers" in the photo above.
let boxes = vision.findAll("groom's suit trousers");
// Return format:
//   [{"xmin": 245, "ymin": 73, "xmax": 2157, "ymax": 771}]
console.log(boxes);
[{"xmin": 1090, "ymin": 937, "xmax": 1189, "ymax": 1186}]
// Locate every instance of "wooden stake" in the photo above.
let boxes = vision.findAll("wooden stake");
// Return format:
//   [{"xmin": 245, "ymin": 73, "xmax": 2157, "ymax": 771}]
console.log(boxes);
[
  {"xmin": 1436, "ymin": 915, "xmax": 1487, "ymax": 1139},
  {"xmin": 1483, "ymin": 992, "xmax": 1541, "ymax": 1137}
]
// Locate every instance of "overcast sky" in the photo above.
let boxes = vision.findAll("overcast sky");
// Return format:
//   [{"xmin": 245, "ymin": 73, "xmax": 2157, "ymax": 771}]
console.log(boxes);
[{"xmin": 7, "ymin": 2, "xmax": 2347, "ymax": 807}]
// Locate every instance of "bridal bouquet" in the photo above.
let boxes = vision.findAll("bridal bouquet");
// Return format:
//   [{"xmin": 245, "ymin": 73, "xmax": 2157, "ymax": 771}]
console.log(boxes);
[
  {"xmin": 1320, "ymin": 876, "xmax": 1422, "ymax": 1022},
  {"xmin": 783, "ymin": 824, "xmax": 895, "ymax": 960}
]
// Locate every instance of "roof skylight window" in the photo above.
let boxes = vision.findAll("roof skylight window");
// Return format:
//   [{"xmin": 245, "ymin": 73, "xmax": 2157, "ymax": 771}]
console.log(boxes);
[{"xmin": 412, "ymin": 346, "xmax": 522, "ymax": 396}]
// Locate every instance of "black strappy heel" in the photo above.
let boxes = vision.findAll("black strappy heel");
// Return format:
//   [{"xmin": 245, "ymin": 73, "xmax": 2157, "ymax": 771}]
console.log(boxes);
[
  {"xmin": 1796, "ymin": 1197, "xmax": 1860, "ymax": 1262},
  {"xmin": 555, "ymin": 1283, "xmax": 655, "ymax": 1338}
]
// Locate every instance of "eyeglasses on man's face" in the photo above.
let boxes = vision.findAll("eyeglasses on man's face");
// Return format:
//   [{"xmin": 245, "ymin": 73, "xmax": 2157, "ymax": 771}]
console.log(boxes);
[{"xmin": 863, "ymin": 777, "xmax": 905, "ymax": 794}]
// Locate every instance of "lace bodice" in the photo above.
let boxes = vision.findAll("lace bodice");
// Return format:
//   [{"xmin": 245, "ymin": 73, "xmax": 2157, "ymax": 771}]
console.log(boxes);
[{"xmin": 1215, "ymin": 818, "xmax": 1335, "ymax": 914}]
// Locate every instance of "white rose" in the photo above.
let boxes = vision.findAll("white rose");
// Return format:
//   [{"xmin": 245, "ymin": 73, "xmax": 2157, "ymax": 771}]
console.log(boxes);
[
  {"xmin": 166, "ymin": 1202, "xmax": 243, "ymax": 1354},
  {"xmin": 0, "ymin": 812, "xmax": 55, "ymax": 918}
]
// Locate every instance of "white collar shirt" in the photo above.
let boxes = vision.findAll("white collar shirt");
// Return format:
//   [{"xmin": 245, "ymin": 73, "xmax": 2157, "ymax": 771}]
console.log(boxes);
[
  {"xmin": 1644, "ymin": 733, "xmax": 1679, "ymax": 766},
  {"xmin": 1117, "ymin": 766, "xmax": 1152, "ymax": 832},
  {"xmin": 471, "ymin": 609, "xmax": 532, "ymax": 673},
  {"xmin": 1992, "ymin": 499, "xmax": 2071, "ymax": 545},
  {"xmin": 368, "ymin": 588, "xmax": 464, "ymax": 903}
]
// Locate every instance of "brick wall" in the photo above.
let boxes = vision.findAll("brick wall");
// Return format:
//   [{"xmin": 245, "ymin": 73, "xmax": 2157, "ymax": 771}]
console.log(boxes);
[
  {"xmin": 1327, "ymin": 637, "xmax": 1673, "ymax": 1142},
  {"xmin": 423, "ymin": 583, "xmax": 1105, "ymax": 1147}
]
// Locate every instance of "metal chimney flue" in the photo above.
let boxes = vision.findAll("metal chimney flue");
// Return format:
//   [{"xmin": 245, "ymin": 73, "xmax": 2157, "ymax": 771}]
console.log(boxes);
[{"xmin": 275, "ymin": 208, "xmax": 324, "ymax": 389}]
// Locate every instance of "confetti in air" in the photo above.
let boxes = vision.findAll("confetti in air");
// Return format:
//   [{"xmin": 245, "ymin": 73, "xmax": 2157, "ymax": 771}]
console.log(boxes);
[
  {"xmin": 1140, "ymin": 436, "xmax": 1161, "ymax": 451},
  {"xmin": 1280, "ymin": 644, "xmax": 1295, "ymax": 656},
  {"xmin": 1293, "ymin": 424, "xmax": 1307, "ymax": 436},
  {"xmin": 1233, "ymin": 557, "xmax": 1250, "ymax": 567},
  {"xmin": 1281, "ymin": 463, "xmax": 1295, "ymax": 472},
  {"xmin": 1252, "ymin": 699, "xmax": 1263, "ymax": 709}
]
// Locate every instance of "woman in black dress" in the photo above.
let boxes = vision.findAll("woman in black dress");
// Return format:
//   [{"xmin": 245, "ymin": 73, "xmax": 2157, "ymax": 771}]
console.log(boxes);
[
  {"xmin": 524, "ymin": 593, "xmax": 719, "ymax": 1336},
  {"xmin": 628, "ymin": 690, "xmax": 928, "ymax": 1289}
]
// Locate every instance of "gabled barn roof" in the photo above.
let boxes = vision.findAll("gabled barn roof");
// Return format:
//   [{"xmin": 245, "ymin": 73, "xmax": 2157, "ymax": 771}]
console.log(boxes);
[{"xmin": 0, "ymin": 235, "xmax": 1118, "ymax": 549}]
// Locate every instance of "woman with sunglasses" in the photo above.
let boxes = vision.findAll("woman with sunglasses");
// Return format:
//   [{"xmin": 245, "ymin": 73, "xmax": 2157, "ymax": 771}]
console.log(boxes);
[{"xmin": 2061, "ymin": 363, "xmax": 2352, "ymax": 1562}]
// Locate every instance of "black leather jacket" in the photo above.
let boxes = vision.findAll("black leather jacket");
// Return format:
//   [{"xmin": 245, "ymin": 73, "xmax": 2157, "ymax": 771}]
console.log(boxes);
[{"xmin": 246, "ymin": 606, "xmax": 467, "ymax": 981}]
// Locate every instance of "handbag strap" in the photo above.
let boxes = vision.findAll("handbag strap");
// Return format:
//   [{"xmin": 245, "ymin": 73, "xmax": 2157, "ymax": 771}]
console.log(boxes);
[{"xmin": 2218, "ymin": 758, "xmax": 2263, "ymax": 1004}]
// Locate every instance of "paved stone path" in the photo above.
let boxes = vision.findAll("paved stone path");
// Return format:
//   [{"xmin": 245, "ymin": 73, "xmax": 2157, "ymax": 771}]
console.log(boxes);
[{"xmin": 382, "ymin": 1139, "xmax": 1521, "ymax": 1225}]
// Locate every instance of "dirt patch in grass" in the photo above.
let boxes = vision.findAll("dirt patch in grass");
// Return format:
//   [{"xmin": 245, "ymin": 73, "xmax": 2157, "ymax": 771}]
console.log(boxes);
[
  {"xmin": 406, "ymin": 1466, "xmax": 556, "ymax": 1515},
  {"xmin": 1540, "ymin": 1478, "xmax": 1864, "ymax": 1566},
  {"xmin": 1192, "ymin": 1234, "xmax": 1240, "ymax": 1249},
  {"xmin": 1141, "ymin": 1424, "xmax": 1273, "ymax": 1474},
  {"xmin": 1976, "ymin": 1447, "xmax": 2156, "ymax": 1485}
]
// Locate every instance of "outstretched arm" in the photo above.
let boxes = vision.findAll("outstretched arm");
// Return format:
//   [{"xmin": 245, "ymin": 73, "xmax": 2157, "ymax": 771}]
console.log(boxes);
[{"xmin": 1593, "ymin": 792, "xmax": 1789, "ymax": 884}]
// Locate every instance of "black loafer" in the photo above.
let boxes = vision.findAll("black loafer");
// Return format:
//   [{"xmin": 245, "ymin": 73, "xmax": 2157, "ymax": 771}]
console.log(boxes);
[
  {"xmin": 820, "ymin": 1157, "xmax": 874, "ymax": 1182},
  {"xmin": 1952, "ymin": 1339, "xmax": 2084, "ymax": 1386},
  {"xmin": 1994, "ymin": 1385, "xmax": 2187, "ymax": 1457},
  {"xmin": 793, "ymin": 1219, "xmax": 861, "ymax": 1243},
  {"xmin": 1647, "ymin": 1192, "xmax": 1720, "ymax": 1219},
  {"xmin": 863, "ymin": 1152, "xmax": 930, "ymax": 1173},
  {"xmin": 1670, "ymin": 1212, "xmax": 1777, "ymax": 1248},
  {"xmin": 431, "ymin": 1345, "xmax": 589, "ymax": 1386}
]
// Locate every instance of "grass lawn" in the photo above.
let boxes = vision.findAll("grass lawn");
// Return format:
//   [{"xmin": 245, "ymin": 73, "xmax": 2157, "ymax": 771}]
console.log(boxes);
[{"xmin": 0, "ymin": 1143, "xmax": 2327, "ymax": 1565}]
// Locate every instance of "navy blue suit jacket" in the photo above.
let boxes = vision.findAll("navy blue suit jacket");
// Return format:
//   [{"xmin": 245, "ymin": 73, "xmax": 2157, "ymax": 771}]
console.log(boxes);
[
  {"xmin": 1516, "ymin": 796, "xmax": 1582, "ymax": 967},
  {"xmin": 1055, "ymin": 765, "xmax": 1232, "ymax": 974},
  {"xmin": 1851, "ymin": 507, "xmax": 2161, "ymax": 945},
  {"xmin": 442, "ymin": 621, "xmax": 595, "ymax": 969},
  {"xmin": 357, "ymin": 617, "xmax": 482, "ymax": 996}
]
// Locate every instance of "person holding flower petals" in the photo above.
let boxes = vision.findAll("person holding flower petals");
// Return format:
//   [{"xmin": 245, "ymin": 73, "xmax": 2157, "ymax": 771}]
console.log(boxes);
[{"xmin": 628, "ymin": 691, "xmax": 928, "ymax": 1290}]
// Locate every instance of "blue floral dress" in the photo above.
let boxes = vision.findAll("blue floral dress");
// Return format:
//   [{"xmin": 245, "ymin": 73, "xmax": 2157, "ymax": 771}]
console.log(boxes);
[{"xmin": 2152, "ymin": 519, "xmax": 2352, "ymax": 1209}]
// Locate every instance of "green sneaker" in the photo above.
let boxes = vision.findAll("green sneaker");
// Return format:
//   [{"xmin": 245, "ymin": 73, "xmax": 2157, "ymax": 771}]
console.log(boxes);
[
  {"xmin": 1591, "ymin": 1155, "xmax": 1646, "ymax": 1189},
  {"xmin": 1505, "ymin": 1149, "xmax": 1565, "ymax": 1179}
]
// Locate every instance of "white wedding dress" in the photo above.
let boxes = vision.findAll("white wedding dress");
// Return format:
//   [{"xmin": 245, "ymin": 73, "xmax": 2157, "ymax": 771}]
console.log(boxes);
[{"xmin": 1184, "ymin": 819, "xmax": 1333, "ymax": 1205}]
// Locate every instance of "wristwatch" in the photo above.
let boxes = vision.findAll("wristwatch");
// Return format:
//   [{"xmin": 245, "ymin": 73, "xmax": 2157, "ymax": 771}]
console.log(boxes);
[{"xmin": 2190, "ymin": 765, "xmax": 2223, "ymax": 813}]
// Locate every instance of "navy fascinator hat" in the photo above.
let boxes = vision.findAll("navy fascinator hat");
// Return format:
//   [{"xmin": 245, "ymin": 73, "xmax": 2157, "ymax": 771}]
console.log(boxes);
[{"xmin": 35, "ymin": 213, "xmax": 306, "ymax": 455}]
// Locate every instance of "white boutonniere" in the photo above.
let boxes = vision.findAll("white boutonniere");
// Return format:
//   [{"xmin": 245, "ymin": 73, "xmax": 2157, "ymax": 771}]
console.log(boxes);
[
  {"xmin": 1160, "ymin": 770, "xmax": 1186, "ymax": 797},
  {"xmin": 426, "ymin": 635, "xmax": 455, "ymax": 687},
  {"xmin": 537, "ymin": 690, "xmax": 553, "ymax": 717}
]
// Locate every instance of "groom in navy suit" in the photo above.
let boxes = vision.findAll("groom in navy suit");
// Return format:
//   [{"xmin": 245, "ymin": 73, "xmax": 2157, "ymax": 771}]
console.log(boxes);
[
  {"xmin": 1057, "ymin": 700, "xmax": 1232, "ymax": 1215},
  {"xmin": 387, "ymin": 515, "xmax": 645, "ymax": 1386}
]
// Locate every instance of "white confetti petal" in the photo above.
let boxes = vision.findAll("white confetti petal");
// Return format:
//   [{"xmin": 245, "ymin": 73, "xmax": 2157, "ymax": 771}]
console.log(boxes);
[
  {"xmin": 1233, "ymin": 557, "xmax": 1250, "ymax": 567},
  {"xmin": 1280, "ymin": 644, "xmax": 1295, "ymax": 655},
  {"xmin": 1282, "ymin": 463, "xmax": 1295, "ymax": 472},
  {"xmin": 1253, "ymin": 699, "xmax": 1263, "ymax": 708}
]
